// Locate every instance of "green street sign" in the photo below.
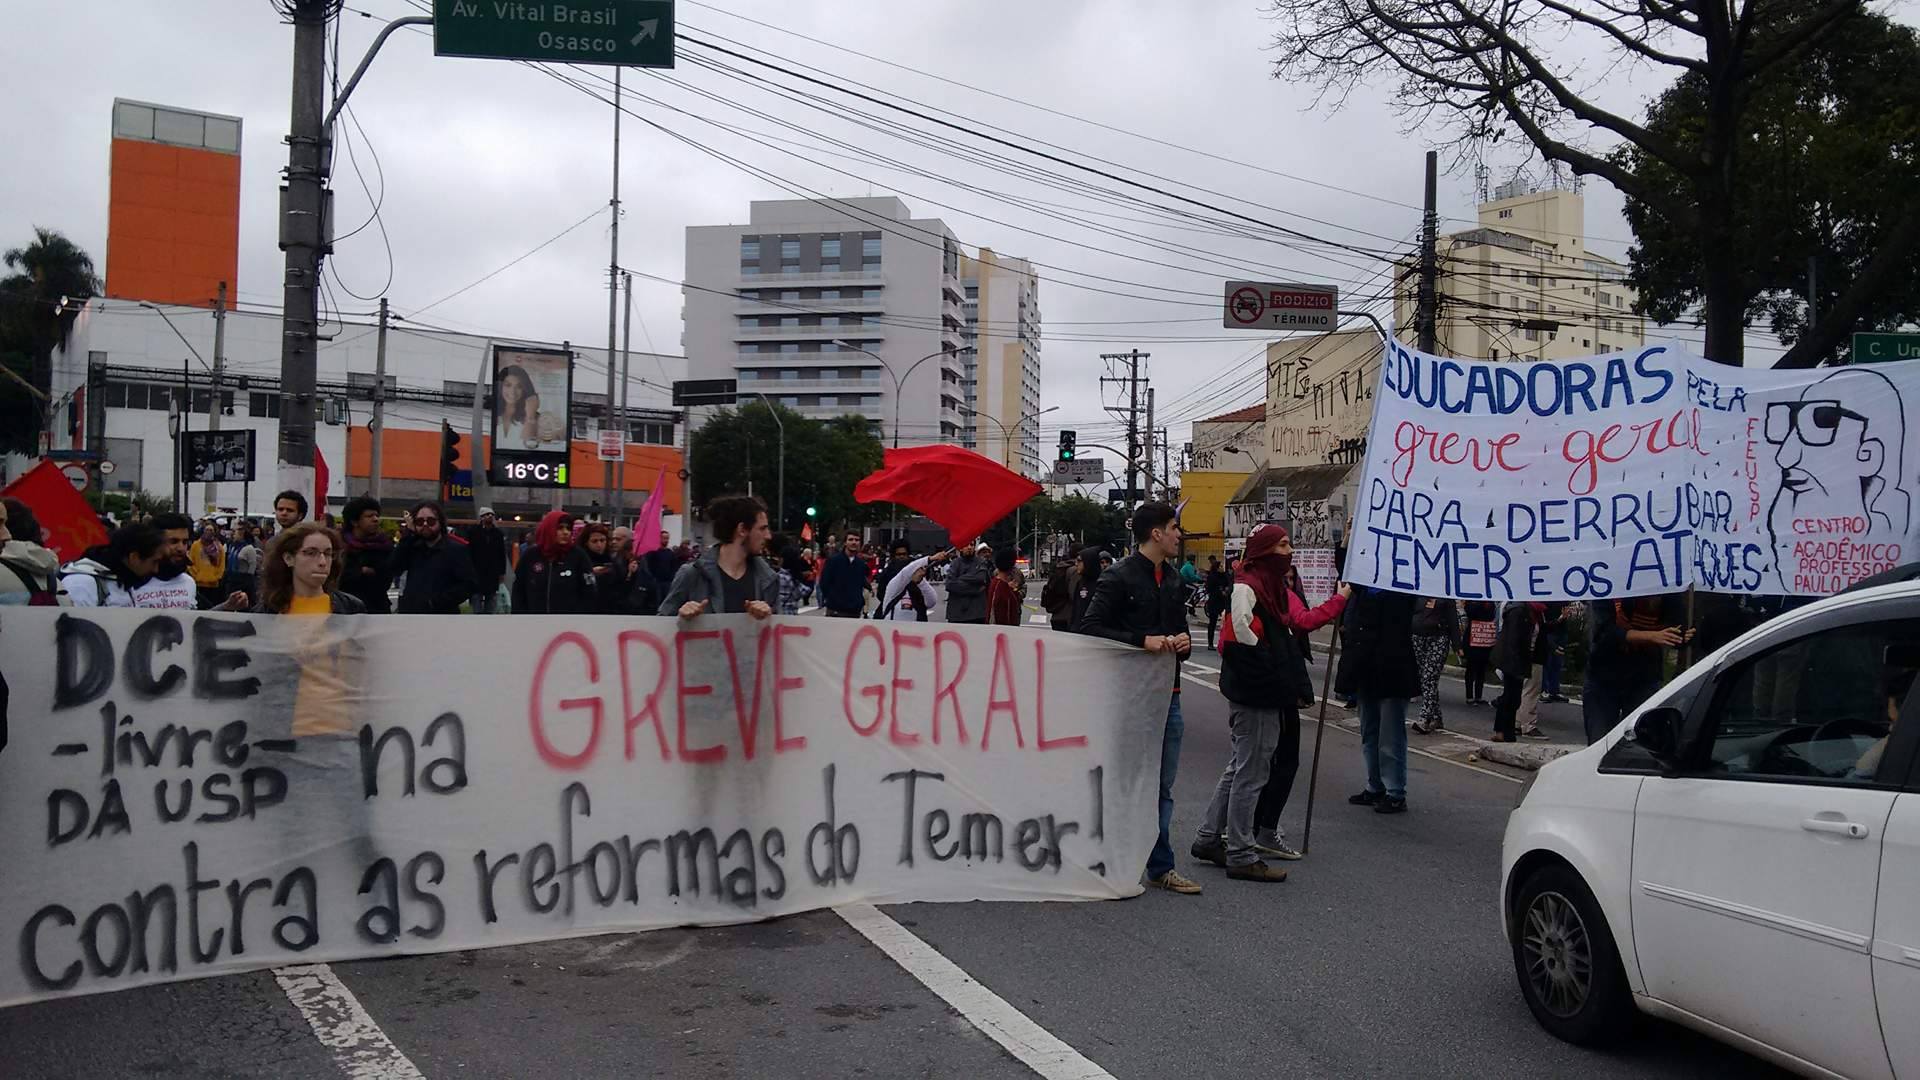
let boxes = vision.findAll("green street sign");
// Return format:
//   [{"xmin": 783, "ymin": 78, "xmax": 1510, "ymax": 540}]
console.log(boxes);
[
  {"xmin": 1852, "ymin": 331, "xmax": 1920, "ymax": 364},
  {"xmin": 433, "ymin": 0, "xmax": 675, "ymax": 68}
]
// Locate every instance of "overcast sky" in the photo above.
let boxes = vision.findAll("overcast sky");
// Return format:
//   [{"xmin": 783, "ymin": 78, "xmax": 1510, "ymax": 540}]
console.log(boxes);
[{"xmin": 2, "ymin": 0, "xmax": 1810, "ymax": 452}]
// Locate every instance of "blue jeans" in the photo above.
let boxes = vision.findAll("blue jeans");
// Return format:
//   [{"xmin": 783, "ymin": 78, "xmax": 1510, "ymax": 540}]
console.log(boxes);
[
  {"xmin": 1358, "ymin": 695, "xmax": 1408, "ymax": 800},
  {"xmin": 1543, "ymin": 649, "xmax": 1565, "ymax": 695},
  {"xmin": 1145, "ymin": 694, "xmax": 1185, "ymax": 880}
]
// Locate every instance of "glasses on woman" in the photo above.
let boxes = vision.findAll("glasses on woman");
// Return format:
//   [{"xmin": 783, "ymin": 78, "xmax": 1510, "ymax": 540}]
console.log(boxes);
[{"xmin": 297, "ymin": 545, "xmax": 335, "ymax": 560}]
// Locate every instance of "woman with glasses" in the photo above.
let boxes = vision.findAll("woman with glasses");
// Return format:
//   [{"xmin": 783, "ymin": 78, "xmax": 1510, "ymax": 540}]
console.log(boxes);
[{"xmin": 255, "ymin": 522, "xmax": 366, "ymax": 615}]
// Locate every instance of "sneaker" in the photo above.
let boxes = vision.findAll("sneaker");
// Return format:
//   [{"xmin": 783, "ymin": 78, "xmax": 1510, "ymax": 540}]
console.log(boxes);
[
  {"xmin": 1253, "ymin": 839, "xmax": 1304, "ymax": 861},
  {"xmin": 1227, "ymin": 861, "xmax": 1288, "ymax": 883},
  {"xmin": 1544, "ymin": 693, "xmax": 1569, "ymax": 704},
  {"xmin": 1410, "ymin": 720, "xmax": 1433, "ymax": 735},
  {"xmin": 1189, "ymin": 838, "xmax": 1227, "ymax": 867},
  {"xmin": 1520, "ymin": 727, "xmax": 1551, "ymax": 741},
  {"xmin": 1348, "ymin": 789, "xmax": 1382, "ymax": 806},
  {"xmin": 1374, "ymin": 796, "xmax": 1408, "ymax": 815},
  {"xmin": 1145, "ymin": 870, "xmax": 1203, "ymax": 895},
  {"xmin": 1489, "ymin": 732, "xmax": 1517, "ymax": 743}
]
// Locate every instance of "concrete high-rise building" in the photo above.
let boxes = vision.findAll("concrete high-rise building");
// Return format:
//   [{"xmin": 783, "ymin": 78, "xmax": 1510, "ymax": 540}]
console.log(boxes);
[
  {"xmin": 958, "ymin": 248, "xmax": 1043, "ymax": 477},
  {"xmin": 1394, "ymin": 184, "xmax": 1645, "ymax": 361},
  {"xmin": 682, "ymin": 198, "xmax": 968, "ymax": 447}
]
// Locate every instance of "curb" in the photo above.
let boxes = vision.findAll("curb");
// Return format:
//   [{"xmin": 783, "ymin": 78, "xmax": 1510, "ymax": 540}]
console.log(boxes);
[{"xmin": 1475, "ymin": 741, "xmax": 1581, "ymax": 770}]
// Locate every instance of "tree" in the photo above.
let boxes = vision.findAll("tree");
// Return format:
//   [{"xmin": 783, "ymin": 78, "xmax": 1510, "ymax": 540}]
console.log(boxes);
[
  {"xmin": 687, "ymin": 402, "xmax": 884, "ymax": 533},
  {"xmin": 1264, "ymin": 1, "xmax": 1918, "ymax": 367},
  {"xmin": 0, "ymin": 227, "xmax": 101, "ymax": 454},
  {"xmin": 1619, "ymin": 12, "xmax": 1920, "ymax": 365}
]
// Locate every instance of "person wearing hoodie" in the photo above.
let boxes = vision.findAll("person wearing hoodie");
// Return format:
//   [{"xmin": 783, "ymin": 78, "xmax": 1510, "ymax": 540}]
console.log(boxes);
[
  {"xmin": 944, "ymin": 542, "xmax": 992, "ymax": 624},
  {"xmin": 387, "ymin": 501, "xmax": 477, "ymax": 614},
  {"xmin": 1191, "ymin": 524, "xmax": 1348, "ymax": 880},
  {"xmin": 658, "ymin": 494, "xmax": 778, "ymax": 618},
  {"xmin": 513, "ymin": 510, "xmax": 595, "ymax": 615},
  {"xmin": 0, "ymin": 498, "xmax": 68, "ymax": 605},
  {"xmin": 61, "ymin": 523, "xmax": 166, "ymax": 608},
  {"xmin": 1337, "ymin": 586, "xmax": 1420, "ymax": 814},
  {"xmin": 339, "ymin": 496, "xmax": 394, "ymax": 614}
]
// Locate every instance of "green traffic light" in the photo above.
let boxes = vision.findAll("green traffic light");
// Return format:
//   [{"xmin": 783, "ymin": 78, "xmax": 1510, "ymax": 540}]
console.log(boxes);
[{"xmin": 805, "ymin": 506, "xmax": 817, "ymax": 518}]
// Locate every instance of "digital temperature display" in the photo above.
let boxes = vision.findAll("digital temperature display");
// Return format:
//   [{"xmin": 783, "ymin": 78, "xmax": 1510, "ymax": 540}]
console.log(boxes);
[{"xmin": 491, "ymin": 450, "xmax": 569, "ymax": 488}]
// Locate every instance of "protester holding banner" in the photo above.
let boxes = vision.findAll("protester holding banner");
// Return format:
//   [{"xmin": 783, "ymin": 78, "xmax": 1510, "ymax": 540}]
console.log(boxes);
[
  {"xmin": 1079, "ymin": 501, "xmax": 1202, "ymax": 894},
  {"xmin": 1194, "ymin": 524, "xmax": 1348, "ymax": 879},
  {"xmin": 1583, "ymin": 596, "xmax": 1691, "ymax": 744},
  {"xmin": 1410, "ymin": 597, "xmax": 1458, "ymax": 734},
  {"xmin": 659, "ymin": 494, "xmax": 777, "ymax": 619},
  {"xmin": 253, "ymin": 520, "xmax": 365, "ymax": 615},
  {"xmin": 1337, "ymin": 588, "xmax": 1418, "ymax": 814},
  {"xmin": 59, "ymin": 523, "xmax": 165, "ymax": 608},
  {"xmin": 388, "ymin": 501, "xmax": 477, "ymax": 615}
]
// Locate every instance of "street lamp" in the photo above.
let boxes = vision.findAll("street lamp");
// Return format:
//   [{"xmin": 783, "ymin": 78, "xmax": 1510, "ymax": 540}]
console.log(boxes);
[
  {"xmin": 743, "ymin": 391, "xmax": 785, "ymax": 534},
  {"xmin": 834, "ymin": 340, "xmax": 974, "ymax": 449}
]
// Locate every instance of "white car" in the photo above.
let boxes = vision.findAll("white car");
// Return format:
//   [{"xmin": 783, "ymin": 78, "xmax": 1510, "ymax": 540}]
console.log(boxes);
[{"xmin": 1502, "ymin": 581, "xmax": 1920, "ymax": 1079}]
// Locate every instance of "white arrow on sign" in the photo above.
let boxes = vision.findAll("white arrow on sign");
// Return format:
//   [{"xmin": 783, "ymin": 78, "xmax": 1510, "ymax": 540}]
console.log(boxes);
[{"xmin": 631, "ymin": 19, "xmax": 658, "ymax": 45}]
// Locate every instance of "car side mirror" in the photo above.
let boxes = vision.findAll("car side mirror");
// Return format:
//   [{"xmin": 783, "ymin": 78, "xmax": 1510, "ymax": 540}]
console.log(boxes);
[{"xmin": 1632, "ymin": 706, "xmax": 1685, "ymax": 769}]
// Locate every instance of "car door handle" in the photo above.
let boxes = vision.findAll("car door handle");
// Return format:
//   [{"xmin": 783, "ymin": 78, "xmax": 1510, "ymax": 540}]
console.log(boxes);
[{"xmin": 1801, "ymin": 818, "xmax": 1871, "ymax": 839}]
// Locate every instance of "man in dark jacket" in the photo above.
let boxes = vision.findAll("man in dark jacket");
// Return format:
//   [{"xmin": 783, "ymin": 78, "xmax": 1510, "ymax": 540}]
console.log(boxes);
[
  {"xmin": 340, "ymin": 496, "xmax": 393, "ymax": 614},
  {"xmin": 642, "ymin": 529, "xmax": 679, "ymax": 596},
  {"xmin": 1192, "ymin": 524, "xmax": 1347, "ymax": 881},
  {"xmin": 1337, "ymin": 587, "xmax": 1418, "ymax": 814},
  {"xmin": 1583, "ymin": 595, "xmax": 1690, "ymax": 744},
  {"xmin": 1076, "ymin": 501, "xmax": 1201, "ymax": 895},
  {"xmin": 944, "ymin": 542, "xmax": 992, "ymax": 624},
  {"xmin": 465, "ymin": 507, "xmax": 510, "ymax": 614},
  {"xmin": 1491, "ymin": 602, "xmax": 1539, "ymax": 744},
  {"xmin": 818, "ymin": 531, "xmax": 871, "ymax": 617},
  {"xmin": 659, "ymin": 494, "xmax": 778, "ymax": 618},
  {"xmin": 1039, "ymin": 557, "xmax": 1075, "ymax": 631},
  {"xmin": 387, "ymin": 501, "xmax": 477, "ymax": 614}
]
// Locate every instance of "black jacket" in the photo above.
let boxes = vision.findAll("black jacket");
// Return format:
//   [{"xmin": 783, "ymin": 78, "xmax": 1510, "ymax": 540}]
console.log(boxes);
[
  {"xmin": 387, "ymin": 534, "xmax": 477, "ymax": 615},
  {"xmin": 1219, "ymin": 593, "xmax": 1312, "ymax": 706},
  {"xmin": 1334, "ymin": 588, "xmax": 1418, "ymax": 699},
  {"xmin": 340, "ymin": 535, "xmax": 394, "ymax": 614},
  {"xmin": 1493, "ymin": 604, "xmax": 1538, "ymax": 679},
  {"xmin": 945, "ymin": 553, "xmax": 991, "ymax": 623},
  {"xmin": 465, "ymin": 524, "xmax": 509, "ymax": 588},
  {"xmin": 1411, "ymin": 597, "xmax": 1458, "ymax": 639},
  {"xmin": 1076, "ymin": 551, "xmax": 1190, "ymax": 686},
  {"xmin": 252, "ymin": 590, "xmax": 367, "ymax": 615},
  {"xmin": 513, "ymin": 546, "xmax": 595, "ymax": 615}
]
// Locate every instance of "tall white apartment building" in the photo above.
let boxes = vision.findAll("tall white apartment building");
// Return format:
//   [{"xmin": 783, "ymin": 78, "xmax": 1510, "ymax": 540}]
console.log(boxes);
[{"xmin": 958, "ymin": 248, "xmax": 1043, "ymax": 478}]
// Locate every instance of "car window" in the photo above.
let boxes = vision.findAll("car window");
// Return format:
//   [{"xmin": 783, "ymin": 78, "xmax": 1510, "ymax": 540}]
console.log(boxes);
[{"xmin": 1696, "ymin": 620, "xmax": 1920, "ymax": 786}]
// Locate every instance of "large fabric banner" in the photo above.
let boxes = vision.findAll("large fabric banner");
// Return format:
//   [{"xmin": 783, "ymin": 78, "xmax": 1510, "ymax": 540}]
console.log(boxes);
[
  {"xmin": 0, "ymin": 610, "xmax": 1168, "ymax": 1007},
  {"xmin": 1347, "ymin": 340, "xmax": 1920, "ymax": 599}
]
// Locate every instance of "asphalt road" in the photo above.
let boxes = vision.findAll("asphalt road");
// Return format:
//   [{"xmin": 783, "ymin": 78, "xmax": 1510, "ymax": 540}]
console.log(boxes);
[{"xmin": 2, "ymin": 621, "xmax": 1785, "ymax": 1079}]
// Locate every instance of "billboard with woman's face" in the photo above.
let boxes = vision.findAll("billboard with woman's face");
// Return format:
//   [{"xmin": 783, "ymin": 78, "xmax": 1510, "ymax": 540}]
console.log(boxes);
[{"xmin": 489, "ymin": 345, "xmax": 572, "ymax": 487}]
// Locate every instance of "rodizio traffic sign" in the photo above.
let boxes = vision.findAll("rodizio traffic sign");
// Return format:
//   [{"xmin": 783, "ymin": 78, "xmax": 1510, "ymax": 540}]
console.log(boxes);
[
  {"xmin": 434, "ymin": 0, "xmax": 676, "ymax": 67},
  {"xmin": 1223, "ymin": 281, "xmax": 1337, "ymax": 332}
]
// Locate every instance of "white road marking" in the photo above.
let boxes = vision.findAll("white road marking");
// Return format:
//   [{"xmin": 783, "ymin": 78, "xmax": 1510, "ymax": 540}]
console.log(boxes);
[
  {"xmin": 1181, "ymin": 661, "xmax": 1220, "ymax": 674},
  {"xmin": 273, "ymin": 963, "xmax": 425, "ymax": 1080},
  {"xmin": 835, "ymin": 903, "xmax": 1115, "ymax": 1080}
]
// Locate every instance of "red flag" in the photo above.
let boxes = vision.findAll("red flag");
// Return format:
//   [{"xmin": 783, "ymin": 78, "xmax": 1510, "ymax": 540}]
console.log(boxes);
[
  {"xmin": 313, "ymin": 447, "xmax": 329, "ymax": 519},
  {"xmin": 631, "ymin": 466, "xmax": 670, "ymax": 556},
  {"xmin": 854, "ymin": 445, "xmax": 1042, "ymax": 546},
  {"xmin": 2, "ymin": 460, "xmax": 107, "ymax": 563},
  {"xmin": 800, "ymin": 521, "xmax": 813, "ymax": 543}
]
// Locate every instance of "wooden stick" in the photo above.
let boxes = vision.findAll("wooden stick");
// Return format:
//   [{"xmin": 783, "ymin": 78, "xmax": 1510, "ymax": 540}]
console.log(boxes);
[
  {"xmin": 1681, "ymin": 586, "xmax": 1696, "ymax": 669},
  {"xmin": 1300, "ymin": 620, "xmax": 1344, "ymax": 857}
]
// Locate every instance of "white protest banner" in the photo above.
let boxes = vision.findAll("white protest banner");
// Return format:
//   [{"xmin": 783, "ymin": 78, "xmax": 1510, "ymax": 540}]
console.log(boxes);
[
  {"xmin": 1345, "ymin": 339, "xmax": 1920, "ymax": 599},
  {"xmin": 0, "ymin": 610, "xmax": 1168, "ymax": 1007}
]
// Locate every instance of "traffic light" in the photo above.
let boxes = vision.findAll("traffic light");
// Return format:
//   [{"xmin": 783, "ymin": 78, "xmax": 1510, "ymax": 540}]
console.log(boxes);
[
  {"xmin": 1058, "ymin": 430, "xmax": 1077, "ymax": 462},
  {"xmin": 439, "ymin": 423, "xmax": 461, "ymax": 491},
  {"xmin": 805, "ymin": 505, "xmax": 818, "ymax": 519}
]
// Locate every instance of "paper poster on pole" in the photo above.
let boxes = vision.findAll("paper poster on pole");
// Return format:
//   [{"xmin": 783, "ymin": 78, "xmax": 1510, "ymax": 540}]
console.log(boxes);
[
  {"xmin": 1344, "ymin": 339, "xmax": 1920, "ymax": 599},
  {"xmin": 1294, "ymin": 547, "xmax": 1338, "ymax": 608},
  {"xmin": 0, "ymin": 610, "xmax": 1166, "ymax": 1008}
]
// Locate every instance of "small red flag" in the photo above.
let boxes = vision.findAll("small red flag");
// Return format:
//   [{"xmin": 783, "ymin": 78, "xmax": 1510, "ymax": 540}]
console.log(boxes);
[
  {"xmin": 2, "ymin": 460, "xmax": 107, "ymax": 563},
  {"xmin": 313, "ymin": 447, "xmax": 330, "ymax": 519},
  {"xmin": 800, "ymin": 521, "xmax": 813, "ymax": 543},
  {"xmin": 854, "ymin": 445, "xmax": 1042, "ymax": 546}
]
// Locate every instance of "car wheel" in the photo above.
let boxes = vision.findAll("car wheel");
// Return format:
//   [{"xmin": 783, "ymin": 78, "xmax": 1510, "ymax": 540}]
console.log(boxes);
[{"xmin": 1510, "ymin": 861, "xmax": 1632, "ymax": 1045}]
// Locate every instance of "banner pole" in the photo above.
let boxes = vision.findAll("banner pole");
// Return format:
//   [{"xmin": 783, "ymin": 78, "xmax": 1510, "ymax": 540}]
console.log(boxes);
[
  {"xmin": 1300, "ymin": 620, "xmax": 1343, "ymax": 857},
  {"xmin": 1681, "ymin": 585, "xmax": 1697, "ymax": 670}
]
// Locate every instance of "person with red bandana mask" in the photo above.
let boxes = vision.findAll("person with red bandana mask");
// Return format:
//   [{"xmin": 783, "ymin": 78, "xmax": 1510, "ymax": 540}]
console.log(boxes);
[
  {"xmin": 511, "ymin": 510, "xmax": 594, "ymax": 615},
  {"xmin": 1191, "ymin": 524, "xmax": 1349, "ymax": 881}
]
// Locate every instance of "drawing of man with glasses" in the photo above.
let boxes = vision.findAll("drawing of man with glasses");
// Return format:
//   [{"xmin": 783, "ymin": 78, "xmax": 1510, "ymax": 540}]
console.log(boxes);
[{"xmin": 1764, "ymin": 368, "xmax": 1911, "ymax": 591}]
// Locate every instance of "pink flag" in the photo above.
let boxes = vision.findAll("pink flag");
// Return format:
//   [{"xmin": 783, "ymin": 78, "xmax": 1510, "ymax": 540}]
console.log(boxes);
[{"xmin": 631, "ymin": 466, "xmax": 670, "ymax": 555}]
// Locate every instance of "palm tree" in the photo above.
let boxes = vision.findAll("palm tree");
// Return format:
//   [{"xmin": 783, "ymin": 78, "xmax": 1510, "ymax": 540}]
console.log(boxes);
[{"xmin": 0, "ymin": 227, "xmax": 101, "ymax": 454}]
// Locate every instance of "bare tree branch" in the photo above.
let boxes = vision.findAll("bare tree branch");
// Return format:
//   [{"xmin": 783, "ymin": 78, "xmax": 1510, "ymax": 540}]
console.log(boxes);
[{"xmin": 1531, "ymin": 0, "xmax": 1708, "ymax": 70}]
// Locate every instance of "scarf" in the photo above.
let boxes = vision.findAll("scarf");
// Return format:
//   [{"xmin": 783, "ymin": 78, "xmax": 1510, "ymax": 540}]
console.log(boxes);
[
  {"xmin": 533, "ymin": 510, "xmax": 575, "ymax": 560},
  {"xmin": 1237, "ymin": 523, "xmax": 1294, "ymax": 622}
]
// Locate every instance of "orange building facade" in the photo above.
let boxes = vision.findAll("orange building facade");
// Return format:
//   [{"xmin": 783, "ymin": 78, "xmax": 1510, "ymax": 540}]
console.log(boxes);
[
  {"xmin": 345, "ymin": 428, "xmax": 683, "ymax": 518},
  {"xmin": 105, "ymin": 100, "xmax": 242, "ymax": 309}
]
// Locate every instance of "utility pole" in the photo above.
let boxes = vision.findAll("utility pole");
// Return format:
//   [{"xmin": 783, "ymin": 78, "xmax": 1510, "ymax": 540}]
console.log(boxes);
[
  {"xmin": 601, "ymin": 68, "xmax": 622, "ymax": 521},
  {"xmin": 1144, "ymin": 386, "xmax": 1156, "ymax": 497},
  {"xmin": 278, "ymin": 0, "xmax": 329, "ymax": 508},
  {"xmin": 206, "ymin": 280, "xmax": 227, "ymax": 512},
  {"xmin": 616, "ymin": 272, "xmax": 632, "ymax": 523},
  {"xmin": 370, "ymin": 296, "xmax": 389, "ymax": 500},
  {"xmin": 1416, "ymin": 150, "xmax": 1439, "ymax": 354},
  {"xmin": 1099, "ymin": 349, "xmax": 1149, "ymax": 504}
]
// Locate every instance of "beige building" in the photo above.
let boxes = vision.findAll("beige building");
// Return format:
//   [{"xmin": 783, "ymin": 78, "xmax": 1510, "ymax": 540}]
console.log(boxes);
[
  {"xmin": 1262, "ymin": 329, "xmax": 1380, "ymax": 471},
  {"xmin": 1395, "ymin": 184, "xmax": 1646, "ymax": 361},
  {"xmin": 958, "ymin": 249, "xmax": 1043, "ymax": 477},
  {"xmin": 1189, "ymin": 403, "xmax": 1264, "ymax": 473}
]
